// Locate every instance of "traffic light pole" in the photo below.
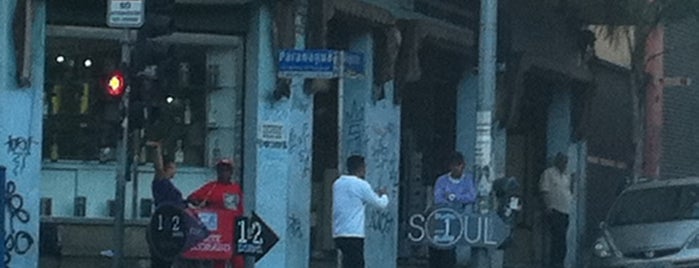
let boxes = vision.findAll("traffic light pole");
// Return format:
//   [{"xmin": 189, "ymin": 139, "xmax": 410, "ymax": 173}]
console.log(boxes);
[
  {"xmin": 113, "ymin": 28, "xmax": 131, "ymax": 268},
  {"xmin": 473, "ymin": 0, "xmax": 498, "ymax": 267}
]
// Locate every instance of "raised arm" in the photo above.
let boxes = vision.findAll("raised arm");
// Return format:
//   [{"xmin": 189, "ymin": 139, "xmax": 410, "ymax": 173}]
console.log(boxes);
[
  {"xmin": 360, "ymin": 181, "xmax": 389, "ymax": 209},
  {"xmin": 146, "ymin": 141, "xmax": 165, "ymax": 178}
]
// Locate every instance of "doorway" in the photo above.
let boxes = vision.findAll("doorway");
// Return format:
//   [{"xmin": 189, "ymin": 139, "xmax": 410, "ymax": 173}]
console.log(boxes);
[
  {"xmin": 309, "ymin": 81, "xmax": 339, "ymax": 259},
  {"xmin": 398, "ymin": 45, "xmax": 466, "ymax": 259},
  {"xmin": 503, "ymin": 72, "xmax": 553, "ymax": 267}
]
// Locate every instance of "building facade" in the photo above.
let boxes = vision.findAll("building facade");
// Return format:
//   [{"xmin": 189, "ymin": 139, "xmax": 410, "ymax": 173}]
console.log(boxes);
[{"xmin": 0, "ymin": 0, "xmax": 641, "ymax": 267}]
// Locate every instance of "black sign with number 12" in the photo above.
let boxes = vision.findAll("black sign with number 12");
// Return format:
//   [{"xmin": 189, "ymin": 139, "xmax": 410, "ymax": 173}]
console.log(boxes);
[
  {"xmin": 235, "ymin": 211, "xmax": 279, "ymax": 262},
  {"xmin": 148, "ymin": 205, "xmax": 186, "ymax": 260}
]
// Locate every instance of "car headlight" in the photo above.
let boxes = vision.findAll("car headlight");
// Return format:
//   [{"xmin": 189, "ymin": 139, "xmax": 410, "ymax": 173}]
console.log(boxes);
[{"xmin": 593, "ymin": 237, "xmax": 613, "ymax": 258}]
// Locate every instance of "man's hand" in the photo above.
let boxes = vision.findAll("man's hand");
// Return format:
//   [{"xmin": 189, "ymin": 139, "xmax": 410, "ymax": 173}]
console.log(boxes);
[{"xmin": 377, "ymin": 187, "xmax": 387, "ymax": 196}]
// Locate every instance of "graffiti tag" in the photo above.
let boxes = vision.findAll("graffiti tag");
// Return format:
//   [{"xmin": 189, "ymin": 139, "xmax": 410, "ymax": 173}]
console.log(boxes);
[
  {"xmin": 368, "ymin": 209, "xmax": 394, "ymax": 235},
  {"xmin": 4, "ymin": 181, "xmax": 34, "ymax": 266},
  {"xmin": 5, "ymin": 136, "xmax": 38, "ymax": 176}
]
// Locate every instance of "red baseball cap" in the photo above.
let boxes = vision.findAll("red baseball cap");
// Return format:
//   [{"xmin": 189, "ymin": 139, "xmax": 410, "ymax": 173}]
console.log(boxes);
[{"xmin": 216, "ymin": 158, "xmax": 233, "ymax": 167}]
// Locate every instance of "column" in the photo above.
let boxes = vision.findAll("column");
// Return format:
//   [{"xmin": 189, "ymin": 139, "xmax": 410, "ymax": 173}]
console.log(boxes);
[
  {"xmin": 243, "ymin": 2, "xmax": 313, "ymax": 267},
  {"xmin": 0, "ymin": 0, "xmax": 46, "ymax": 267},
  {"xmin": 339, "ymin": 33, "xmax": 401, "ymax": 268},
  {"xmin": 456, "ymin": 74, "xmax": 478, "ymax": 167},
  {"xmin": 546, "ymin": 89, "xmax": 572, "ymax": 160},
  {"xmin": 285, "ymin": 0, "xmax": 313, "ymax": 266}
]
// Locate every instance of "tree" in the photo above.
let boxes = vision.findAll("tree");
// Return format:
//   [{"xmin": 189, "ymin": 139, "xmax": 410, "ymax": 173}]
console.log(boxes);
[{"xmin": 576, "ymin": 0, "xmax": 699, "ymax": 180}]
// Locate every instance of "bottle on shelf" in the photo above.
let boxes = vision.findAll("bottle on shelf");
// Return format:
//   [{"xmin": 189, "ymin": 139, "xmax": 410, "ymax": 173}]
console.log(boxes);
[
  {"xmin": 207, "ymin": 64, "xmax": 220, "ymax": 87},
  {"xmin": 51, "ymin": 85, "xmax": 62, "ymax": 115},
  {"xmin": 80, "ymin": 83, "xmax": 90, "ymax": 114},
  {"xmin": 184, "ymin": 99, "xmax": 192, "ymax": 125},
  {"xmin": 50, "ymin": 136, "xmax": 59, "ymax": 162},
  {"xmin": 212, "ymin": 138, "xmax": 221, "ymax": 166},
  {"xmin": 175, "ymin": 140, "xmax": 185, "ymax": 164},
  {"xmin": 179, "ymin": 63, "xmax": 190, "ymax": 87},
  {"xmin": 139, "ymin": 146, "xmax": 147, "ymax": 164}
]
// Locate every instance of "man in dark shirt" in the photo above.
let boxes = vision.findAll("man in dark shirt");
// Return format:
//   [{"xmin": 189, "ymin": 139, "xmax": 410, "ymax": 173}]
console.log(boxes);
[{"xmin": 147, "ymin": 141, "xmax": 183, "ymax": 268}]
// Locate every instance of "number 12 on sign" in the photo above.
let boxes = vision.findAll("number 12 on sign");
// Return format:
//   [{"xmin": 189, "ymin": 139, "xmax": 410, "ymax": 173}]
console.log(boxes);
[
  {"xmin": 237, "ymin": 219, "xmax": 263, "ymax": 245},
  {"xmin": 157, "ymin": 214, "xmax": 181, "ymax": 232},
  {"xmin": 234, "ymin": 212, "xmax": 279, "ymax": 261},
  {"xmin": 236, "ymin": 217, "xmax": 263, "ymax": 255}
]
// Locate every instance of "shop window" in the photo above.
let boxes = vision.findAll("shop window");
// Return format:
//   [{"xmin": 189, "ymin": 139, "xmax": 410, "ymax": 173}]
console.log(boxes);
[{"xmin": 44, "ymin": 30, "xmax": 243, "ymax": 167}]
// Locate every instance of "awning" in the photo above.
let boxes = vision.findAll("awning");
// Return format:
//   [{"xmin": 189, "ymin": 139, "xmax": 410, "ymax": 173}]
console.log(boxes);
[
  {"xmin": 497, "ymin": 52, "xmax": 596, "ymax": 140},
  {"xmin": 309, "ymin": 0, "xmax": 396, "ymax": 48},
  {"xmin": 396, "ymin": 19, "xmax": 476, "ymax": 84}
]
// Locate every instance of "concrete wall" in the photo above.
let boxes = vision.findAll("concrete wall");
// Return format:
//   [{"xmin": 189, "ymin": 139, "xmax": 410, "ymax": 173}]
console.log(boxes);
[
  {"xmin": 0, "ymin": 0, "xmax": 46, "ymax": 267},
  {"xmin": 339, "ymin": 33, "xmax": 401, "ymax": 268},
  {"xmin": 244, "ymin": 2, "xmax": 314, "ymax": 267}
]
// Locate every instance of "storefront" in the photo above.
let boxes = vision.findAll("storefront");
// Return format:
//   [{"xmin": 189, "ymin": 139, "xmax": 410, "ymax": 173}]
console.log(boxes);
[{"xmin": 41, "ymin": 1, "xmax": 247, "ymax": 219}]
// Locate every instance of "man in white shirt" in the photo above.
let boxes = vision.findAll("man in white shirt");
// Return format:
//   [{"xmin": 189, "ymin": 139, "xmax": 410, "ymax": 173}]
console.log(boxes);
[
  {"xmin": 333, "ymin": 155, "xmax": 389, "ymax": 268},
  {"xmin": 539, "ymin": 153, "xmax": 572, "ymax": 268}
]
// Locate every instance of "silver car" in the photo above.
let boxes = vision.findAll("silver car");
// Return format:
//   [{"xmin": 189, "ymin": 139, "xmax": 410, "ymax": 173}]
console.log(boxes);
[{"xmin": 591, "ymin": 177, "xmax": 699, "ymax": 268}]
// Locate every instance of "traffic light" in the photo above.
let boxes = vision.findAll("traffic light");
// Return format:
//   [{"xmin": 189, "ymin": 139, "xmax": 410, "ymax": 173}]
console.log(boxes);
[
  {"xmin": 142, "ymin": 0, "xmax": 175, "ymax": 39},
  {"xmin": 106, "ymin": 70, "xmax": 126, "ymax": 98}
]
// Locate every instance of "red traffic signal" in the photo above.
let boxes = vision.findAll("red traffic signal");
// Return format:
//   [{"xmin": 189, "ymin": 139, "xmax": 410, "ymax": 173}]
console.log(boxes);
[{"xmin": 106, "ymin": 71, "xmax": 126, "ymax": 97}]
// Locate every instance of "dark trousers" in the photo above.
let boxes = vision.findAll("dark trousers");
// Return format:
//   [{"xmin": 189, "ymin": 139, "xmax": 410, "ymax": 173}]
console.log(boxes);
[
  {"xmin": 428, "ymin": 247, "xmax": 456, "ymax": 268},
  {"xmin": 335, "ymin": 237, "xmax": 365, "ymax": 268},
  {"xmin": 149, "ymin": 247, "xmax": 173, "ymax": 268},
  {"xmin": 547, "ymin": 210, "xmax": 569, "ymax": 268}
]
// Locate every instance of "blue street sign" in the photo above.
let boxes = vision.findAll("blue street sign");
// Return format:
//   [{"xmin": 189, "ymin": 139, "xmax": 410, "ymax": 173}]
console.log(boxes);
[
  {"xmin": 278, "ymin": 49, "xmax": 364, "ymax": 79},
  {"xmin": 343, "ymin": 51, "xmax": 364, "ymax": 78},
  {"xmin": 278, "ymin": 50, "xmax": 339, "ymax": 78}
]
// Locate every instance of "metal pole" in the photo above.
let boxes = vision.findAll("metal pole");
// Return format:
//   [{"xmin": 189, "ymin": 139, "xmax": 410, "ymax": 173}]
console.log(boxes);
[
  {"xmin": 337, "ymin": 51, "xmax": 345, "ymax": 174},
  {"xmin": 131, "ymin": 130, "xmax": 142, "ymax": 219},
  {"xmin": 474, "ymin": 0, "xmax": 498, "ymax": 267},
  {"xmin": 113, "ymin": 28, "xmax": 131, "ymax": 268},
  {"xmin": 0, "ymin": 166, "xmax": 5, "ymax": 268}
]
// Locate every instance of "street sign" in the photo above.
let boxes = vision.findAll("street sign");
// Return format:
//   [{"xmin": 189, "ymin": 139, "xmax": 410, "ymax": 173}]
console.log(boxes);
[
  {"xmin": 148, "ymin": 205, "xmax": 187, "ymax": 260},
  {"xmin": 343, "ymin": 51, "xmax": 365, "ymax": 78},
  {"xmin": 278, "ymin": 49, "xmax": 339, "ymax": 78},
  {"xmin": 107, "ymin": 0, "xmax": 145, "ymax": 28},
  {"xmin": 278, "ymin": 49, "xmax": 364, "ymax": 79},
  {"xmin": 407, "ymin": 207, "xmax": 511, "ymax": 248},
  {"xmin": 235, "ymin": 212, "xmax": 280, "ymax": 262}
]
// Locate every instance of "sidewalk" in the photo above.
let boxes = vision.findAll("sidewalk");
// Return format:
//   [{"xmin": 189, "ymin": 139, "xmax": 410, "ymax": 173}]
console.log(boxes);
[{"xmin": 310, "ymin": 258, "xmax": 428, "ymax": 268}]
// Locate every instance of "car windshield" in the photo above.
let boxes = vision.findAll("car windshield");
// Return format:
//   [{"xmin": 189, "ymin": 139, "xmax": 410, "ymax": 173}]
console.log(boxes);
[{"xmin": 608, "ymin": 184, "xmax": 699, "ymax": 226}]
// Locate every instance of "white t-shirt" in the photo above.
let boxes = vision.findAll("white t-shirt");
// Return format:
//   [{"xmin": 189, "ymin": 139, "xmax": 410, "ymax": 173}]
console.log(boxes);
[
  {"xmin": 539, "ymin": 167, "xmax": 573, "ymax": 214},
  {"xmin": 332, "ymin": 175, "xmax": 389, "ymax": 238}
]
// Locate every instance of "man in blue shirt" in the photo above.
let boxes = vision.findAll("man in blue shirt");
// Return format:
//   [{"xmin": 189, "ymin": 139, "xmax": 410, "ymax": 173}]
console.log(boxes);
[
  {"xmin": 429, "ymin": 152, "xmax": 477, "ymax": 268},
  {"xmin": 147, "ymin": 141, "xmax": 184, "ymax": 268}
]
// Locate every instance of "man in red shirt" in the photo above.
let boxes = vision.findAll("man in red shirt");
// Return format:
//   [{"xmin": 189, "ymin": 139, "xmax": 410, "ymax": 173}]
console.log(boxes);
[{"xmin": 188, "ymin": 159, "xmax": 244, "ymax": 268}]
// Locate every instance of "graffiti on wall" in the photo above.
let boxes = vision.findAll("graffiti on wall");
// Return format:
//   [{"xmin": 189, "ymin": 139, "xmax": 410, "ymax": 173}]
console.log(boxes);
[
  {"xmin": 5, "ymin": 135, "xmax": 38, "ymax": 176},
  {"xmin": 287, "ymin": 214, "xmax": 303, "ymax": 239},
  {"xmin": 288, "ymin": 122, "xmax": 311, "ymax": 181},
  {"xmin": 366, "ymin": 120, "xmax": 399, "ymax": 236},
  {"xmin": 4, "ymin": 181, "xmax": 34, "ymax": 266},
  {"xmin": 367, "ymin": 209, "xmax": 395, "ymax": 235},
  {"xmin": 344, "ymin": 101, "xmax": 365, "ymax": 156}
]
